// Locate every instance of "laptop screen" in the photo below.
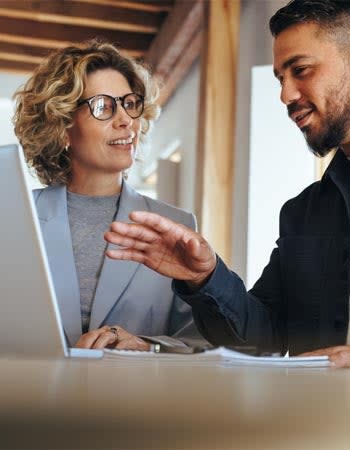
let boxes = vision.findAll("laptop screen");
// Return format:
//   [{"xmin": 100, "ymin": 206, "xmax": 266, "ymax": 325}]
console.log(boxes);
[{"xmin": 0, "ymin": 144, "xmax": 68, "ymax": 358}]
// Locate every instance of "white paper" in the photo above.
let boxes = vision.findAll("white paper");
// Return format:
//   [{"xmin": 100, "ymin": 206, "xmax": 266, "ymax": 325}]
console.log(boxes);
[{"xmin": 103, "ymin": 347, "xmax": 330, "ymax": 368}]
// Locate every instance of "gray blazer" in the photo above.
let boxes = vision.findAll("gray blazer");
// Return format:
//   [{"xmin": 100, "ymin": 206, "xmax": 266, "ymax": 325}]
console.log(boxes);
[{"xmin": 33, "ymin": 182, "xmax": 206, "ymax": 347}]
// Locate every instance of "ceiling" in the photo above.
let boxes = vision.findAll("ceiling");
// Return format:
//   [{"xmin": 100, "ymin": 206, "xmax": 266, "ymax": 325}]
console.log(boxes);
[{"xmin": 0, "ymin": 0, "xmax": 204, "ymax": 105}]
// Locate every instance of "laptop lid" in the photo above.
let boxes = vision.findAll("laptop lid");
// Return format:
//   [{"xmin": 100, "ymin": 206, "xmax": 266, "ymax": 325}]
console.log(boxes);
[{"xmin": 0, "ymin": 144, "xmax": 68, "ymax": 358}]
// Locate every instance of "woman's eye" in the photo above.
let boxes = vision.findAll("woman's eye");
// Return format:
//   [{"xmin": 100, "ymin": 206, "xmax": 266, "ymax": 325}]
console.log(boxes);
[{"xmin": 124, "ymin": 101, "xmax": 135, "ymax": 110}]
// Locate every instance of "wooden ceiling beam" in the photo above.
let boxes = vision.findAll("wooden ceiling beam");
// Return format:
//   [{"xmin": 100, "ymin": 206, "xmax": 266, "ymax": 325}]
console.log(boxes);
[
  {"xmin": 157, "ymin": 27, "xmax": 202, "ymax": 106},
  {"xmin": 0, "ymin": 59, "xmax": 36, "ymax": 73},
  {"xmin": 0, "ymin": 1, "xmax": 164, "ymax": 34},
  {"xmin": 145, "ymin": 0, "xmax": 203, "ymax": 104},
  {"xmin": 71, "ymin": 0, "xmax": 173, "ymax": 13},
  {"xmin": 0, "ymin": 37, "xmax": 143, "ymax": 75},
  {"xmin": 0, "ymin": 48, "xmax": 144, "ymax": 74},
  {"xmin": 0, "ymin": 42, "xmax": 51, "ymax": 59},
  {"xmin": 0, "ymin": 33, "xmax": 143, "ymax": 58},
  {"xmin": 0, "ymin": 0, "xmax": 177, "ymax": 79},
  {"xmin": 0, "ymin": 51, "xmax": 43, "ymax": 65},
  {"xmin": 0, "ymin": 17, "xmax": 152, "ymax": 52},
  {"xmin": 0, "ymin": 33, "xmax": 77, "ymax": 50}
]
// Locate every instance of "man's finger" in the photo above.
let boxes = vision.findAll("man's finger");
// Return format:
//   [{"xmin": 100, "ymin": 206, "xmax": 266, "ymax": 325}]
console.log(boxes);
[
  {"xmin": 186, "ymin": 237, "xmax": 214, "ymax": 261},
  {"xmin": 329, "ymin": 350, "xmax": 350, "ymax": 368},
  {"xmin": 104, "ymin": 231, "xmax": 149, "ymax": 251},
  {"xmin": 129, "ymin": 211, "xmax": 183, "ymax": 235},
  {"xmin": 109, "ymin": 221, "xmax": 159, "ymax": 243},
  {"xmin": 106, "ymin": 248, "xmax": 147, "ymax": 264},
  {"xmin": 301, "ymin": 345, "xmax": 350, "ymax": 357}
]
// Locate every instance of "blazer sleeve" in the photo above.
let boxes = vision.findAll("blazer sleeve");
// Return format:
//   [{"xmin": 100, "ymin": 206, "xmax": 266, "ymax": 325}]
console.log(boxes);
[{"xmin": 172, "ymin": 210, "xmax": 289, "ymax": 354}]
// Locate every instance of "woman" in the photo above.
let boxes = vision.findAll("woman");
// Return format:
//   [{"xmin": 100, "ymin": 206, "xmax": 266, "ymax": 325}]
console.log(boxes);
[{"xmin": 13, "ymin": 39, "xmax": 206, "ymax": 351}]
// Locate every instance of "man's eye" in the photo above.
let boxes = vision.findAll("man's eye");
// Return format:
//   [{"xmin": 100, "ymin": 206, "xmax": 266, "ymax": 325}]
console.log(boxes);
[{"xmin": 294, "ymin": 66, "xmax": 308, "ymax": 76}]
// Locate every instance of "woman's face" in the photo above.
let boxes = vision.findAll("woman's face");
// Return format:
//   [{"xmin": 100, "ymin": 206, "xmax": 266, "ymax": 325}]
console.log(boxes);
[{"xmin": 67, "ymin": 68, "xmax": 141, "ymax": 179}]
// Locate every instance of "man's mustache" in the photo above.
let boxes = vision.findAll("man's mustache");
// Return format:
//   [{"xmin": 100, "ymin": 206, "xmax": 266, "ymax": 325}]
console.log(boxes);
[{"xmin": 287, "ymin": 102, "xmax": 314, "ymax": 118}]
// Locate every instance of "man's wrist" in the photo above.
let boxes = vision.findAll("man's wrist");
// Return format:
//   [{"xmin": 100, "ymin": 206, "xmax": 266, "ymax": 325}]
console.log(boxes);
[{"xmin": 184, "ymin": 267, "xmax": 216, "ymax": 292}]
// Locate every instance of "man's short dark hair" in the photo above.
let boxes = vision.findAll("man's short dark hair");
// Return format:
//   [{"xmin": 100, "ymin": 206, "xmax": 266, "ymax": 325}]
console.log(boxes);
[{"xmin": 270, "ymin": 0, "xmax": 350, "ymax": 37}]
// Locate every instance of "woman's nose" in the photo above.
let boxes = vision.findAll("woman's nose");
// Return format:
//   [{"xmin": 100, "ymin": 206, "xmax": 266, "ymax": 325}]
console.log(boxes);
[{"xmin": 112, "ymin": 104, "xmax": 133, "ymax": 128}]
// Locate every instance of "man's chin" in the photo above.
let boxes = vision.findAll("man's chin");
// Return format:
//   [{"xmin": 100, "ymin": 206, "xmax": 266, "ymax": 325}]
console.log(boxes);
[
  {"xmin": 305, "ymin": 140, "xmax": 335, "ymax": 158},
  {"xmin": 303, "ymin": 131, "xmax": 335, "ymax": 157}
]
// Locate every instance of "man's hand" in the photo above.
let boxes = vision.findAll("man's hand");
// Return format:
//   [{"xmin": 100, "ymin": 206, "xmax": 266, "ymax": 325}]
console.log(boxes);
[
  {"xmin": 104, "ymin": 211, "xmax": 217, "ymax": 288},
  {"xmin": 300, "ymin": 345, "xmax": 350, "ymax": 368},
  {"xmin": 75, "ymin": 325, "xmax": 151, "ymax": 351}
]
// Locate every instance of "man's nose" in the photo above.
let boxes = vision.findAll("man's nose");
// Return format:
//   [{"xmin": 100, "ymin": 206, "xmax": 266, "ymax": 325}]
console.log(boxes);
[{"xmin": 280, "ymin": 78, "xmax": 302, "ymax": 105}]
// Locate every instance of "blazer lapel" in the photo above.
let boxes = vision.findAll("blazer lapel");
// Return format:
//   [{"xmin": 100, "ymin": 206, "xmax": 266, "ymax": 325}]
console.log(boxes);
[
  {"xmin": 89, "ymin": 182, "xmax": 146, "ymax": 330},
  {"xmin": 35, "ymin": 185, "xmax": 82, "ymax": 346}
]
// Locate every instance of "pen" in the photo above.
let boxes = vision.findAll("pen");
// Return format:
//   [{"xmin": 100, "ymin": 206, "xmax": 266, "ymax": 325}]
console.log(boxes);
[{"xmin": 150, "ymin": 344, "xmax": 205, "ymax": 354}]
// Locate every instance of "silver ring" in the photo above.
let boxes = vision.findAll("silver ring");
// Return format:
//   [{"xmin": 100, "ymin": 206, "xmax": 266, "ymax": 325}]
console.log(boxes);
[{"xmin": 109, "ymin": 326, "xmax": 119, "ymax": 343}]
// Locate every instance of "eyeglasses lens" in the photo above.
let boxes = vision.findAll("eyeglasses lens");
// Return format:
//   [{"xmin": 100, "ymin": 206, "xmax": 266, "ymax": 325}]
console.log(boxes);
[{"xmin": 90, "ymin": 94, "xmax": 143, "ymax": 120}]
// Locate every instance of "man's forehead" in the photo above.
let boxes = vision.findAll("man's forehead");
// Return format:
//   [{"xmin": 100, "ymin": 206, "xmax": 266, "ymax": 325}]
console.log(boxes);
[
  {"xmin": 272, "ymin": 22, "xmax": 333, "ymax": 74},
  {"xmin": 273, "ymin": 23, "xmax": 317, "ymax": 55}
]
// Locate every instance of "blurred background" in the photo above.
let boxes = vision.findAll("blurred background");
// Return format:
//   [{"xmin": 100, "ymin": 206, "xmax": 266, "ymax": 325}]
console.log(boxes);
[{"xmin": 0, "ymin": 0, "xmax": 327, "ymax": 288}]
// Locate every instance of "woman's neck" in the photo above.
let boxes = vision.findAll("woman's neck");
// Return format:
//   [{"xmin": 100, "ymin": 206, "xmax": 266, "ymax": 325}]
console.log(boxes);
[{"xmin": 67, "ymin": 172, "xmax": 123, "ymax": 196}]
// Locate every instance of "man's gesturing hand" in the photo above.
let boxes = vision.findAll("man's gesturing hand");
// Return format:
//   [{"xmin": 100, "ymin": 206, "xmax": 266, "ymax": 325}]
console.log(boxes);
[
  {"xmin": 301, "ymin": 345, "xmax": 350, "ymax": 368},
  {"xmin": 104, "ymin": 211, "xmax": 217, "ymax": 288}
]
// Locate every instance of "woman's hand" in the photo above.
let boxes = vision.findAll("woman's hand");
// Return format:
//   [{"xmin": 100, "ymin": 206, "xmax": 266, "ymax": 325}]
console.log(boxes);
[{"xmin": 75, "ymin": 325, "xmax": 151, "ymax": 351}]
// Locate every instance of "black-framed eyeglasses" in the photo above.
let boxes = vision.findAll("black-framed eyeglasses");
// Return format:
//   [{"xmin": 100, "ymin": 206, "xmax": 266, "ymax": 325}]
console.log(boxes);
[{"xmin": 77, "ymin": 93, "xmax": 144, "ymax": 120}]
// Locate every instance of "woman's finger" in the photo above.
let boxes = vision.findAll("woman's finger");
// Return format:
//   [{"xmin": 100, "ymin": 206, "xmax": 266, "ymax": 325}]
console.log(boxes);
[
  {"xmin": 115, "ymin": 336, "xmax": 150, "ymax": 351},
  {"xmin": 92, "ymin": 328, "xmax": 119, "ymax": 349},
  {"xmin": 75, "ymin": 325, "xmax": 111, "ymax": 348}
]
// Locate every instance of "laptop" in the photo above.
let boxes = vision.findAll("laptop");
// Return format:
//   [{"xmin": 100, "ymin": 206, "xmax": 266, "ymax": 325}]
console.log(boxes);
[{"xmin": 0, "ymin": 144, "xmax": 103, "ymax": 359}]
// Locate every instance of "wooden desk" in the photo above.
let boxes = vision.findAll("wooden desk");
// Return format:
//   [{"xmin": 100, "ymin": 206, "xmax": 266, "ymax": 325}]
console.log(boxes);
[{"xmin": 0, "ymin": 356, "xmax": 349, "ymax": 449}]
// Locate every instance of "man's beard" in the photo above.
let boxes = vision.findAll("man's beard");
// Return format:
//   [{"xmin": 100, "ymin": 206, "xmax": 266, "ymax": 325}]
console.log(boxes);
[{"xmin": 302, "ymin": 89, "xmax": 350, "ymax": 157}]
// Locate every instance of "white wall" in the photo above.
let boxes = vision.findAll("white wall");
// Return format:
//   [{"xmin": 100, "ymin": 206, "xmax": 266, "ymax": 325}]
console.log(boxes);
[
  {"xmin": 0, "ymin": 98, "xmax": 17, "ymax": 146},
  {"xmin": 144, "ymin": 62, "xmax": 200, "ymax": 213},
  {"xmin": 0, "ymin": 72, "xmax": 28, "ymax": 146},
  {"xmin": 0, "ymin": 71, "xmax": 44, "ymax": 189},
  {"xmin": 0, "ymin": 72, "xmax": 28, "ymax": 98},
  {"xmin": 247, "ymin": 65, "xmax": 315, "ymax": 288},
  {"xmin": 232, "ymin": 0, "xmax": 287, "ymax": 281}
]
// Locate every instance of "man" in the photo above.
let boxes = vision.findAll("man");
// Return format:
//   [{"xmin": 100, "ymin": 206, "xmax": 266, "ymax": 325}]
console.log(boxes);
[{"xmin": 105, "ymin": 0, "xmax": 350, "ymax": 367}]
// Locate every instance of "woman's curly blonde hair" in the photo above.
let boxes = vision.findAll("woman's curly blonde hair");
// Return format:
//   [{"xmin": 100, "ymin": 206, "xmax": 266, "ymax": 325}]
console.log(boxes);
[{"xmin": 13, "ymin": 39, "xmax": 160, "ymax": 185}]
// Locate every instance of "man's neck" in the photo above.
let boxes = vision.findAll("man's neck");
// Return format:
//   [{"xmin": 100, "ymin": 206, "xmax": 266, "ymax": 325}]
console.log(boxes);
[{"xmin": 341, "ymin": 142, "xmax": 350, "ymax": 157}]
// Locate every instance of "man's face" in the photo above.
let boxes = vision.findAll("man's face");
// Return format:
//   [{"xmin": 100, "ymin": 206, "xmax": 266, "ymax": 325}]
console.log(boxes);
[{"xmin": 273, "ymin": 22, "xmax": 350, "ymax": 156}]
